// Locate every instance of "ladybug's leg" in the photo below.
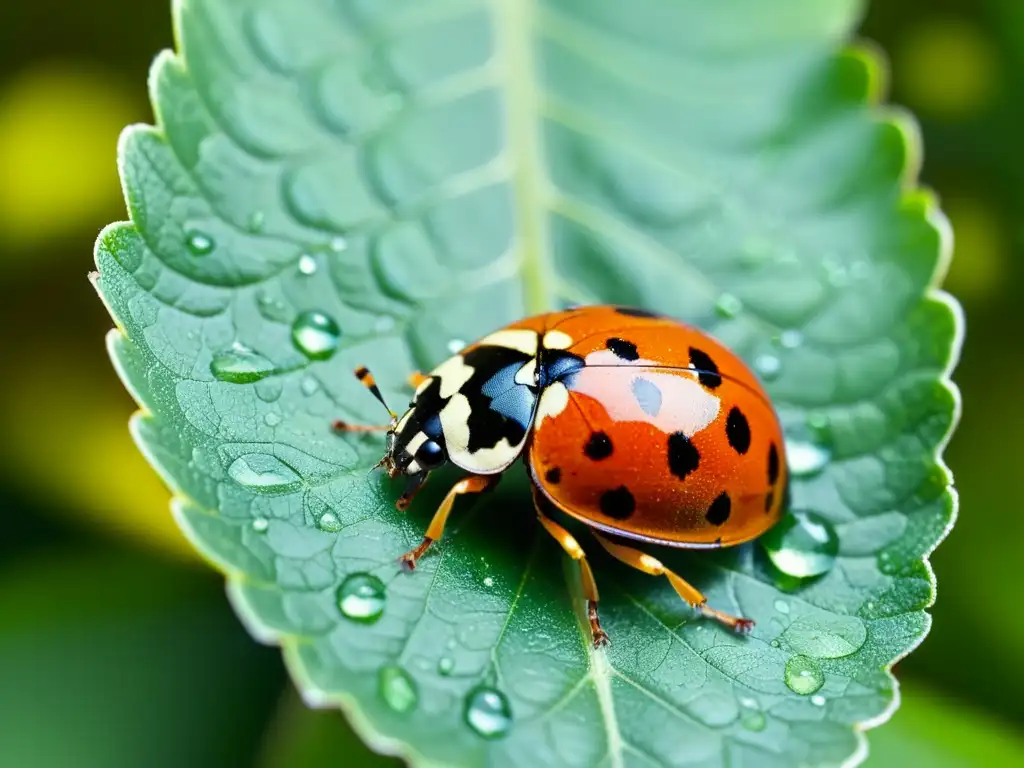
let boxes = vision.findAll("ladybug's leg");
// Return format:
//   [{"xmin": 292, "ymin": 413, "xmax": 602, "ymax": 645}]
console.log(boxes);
[
  {"xmin": 398, "ymin": 474, "xmax": 499, "ymax": 570},
  {"xmin": 407, "ymin": 371, "xmax": 429, "ymax": 389},
  {"xmin": 592, "ymin": 533, "xmax": 754, "ymax": 634},
  {"xmin": 332, "ymin": 421, "xmax": 390, "ymax": 433},
  {"xmin": 531, "ymin": 487, "xmax": 609, "ymax": 647}
]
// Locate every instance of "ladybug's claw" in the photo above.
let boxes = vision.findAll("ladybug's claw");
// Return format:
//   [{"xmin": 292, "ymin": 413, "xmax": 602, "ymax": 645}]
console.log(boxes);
[
  {"xmin": 733, "ymin": 617, "xmax": 755, "ymax": 634},
  {"xmin": 587, "ymin": 600, "xmax": 611, "ymax": 648},
  {"xmin": 399, "ymin": 536, "xmax": 433, "ymax": 571}
]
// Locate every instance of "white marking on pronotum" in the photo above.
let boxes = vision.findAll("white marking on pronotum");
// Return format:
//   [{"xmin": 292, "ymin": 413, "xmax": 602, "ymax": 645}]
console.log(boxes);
[
  {"xmin": 478, "ymin": 329, "xmax": 538, "ymax": 355},
  {"xmin": 542, "ymin": 329, "xmax": 573, "ymax": 349},
  {"xmin": 430, "ymin": 354, "xmax": 476, "ymax": 399},
  {"xmin": 514, "ymin": 359, "xmax": 537, "ymax": 386}
]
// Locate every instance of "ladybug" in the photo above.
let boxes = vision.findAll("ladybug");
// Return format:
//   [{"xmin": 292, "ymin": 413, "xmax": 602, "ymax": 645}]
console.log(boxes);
[{"xmin": 335, "ymin": 305, "xmax": 787, "ymax": 646}]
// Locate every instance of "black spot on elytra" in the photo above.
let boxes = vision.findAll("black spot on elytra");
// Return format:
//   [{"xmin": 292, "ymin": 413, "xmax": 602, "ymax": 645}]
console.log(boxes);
[
  {"xmin": 764, "ymin": 490, "xmax": 775, "ymax": 513},
  {"xmin": 689, "ymin": 347, "xmax": 721, "ymax": 389},
  {"xmin": 600, "ymin": 486, "xmax": 636, "ymax": 519},
  {"xmin": 706, "ymin": 492, "xmax": 731, "ymax": 525},
  {"xmin": 667, "ymin": 432, "xmax": 700, "ymax": 480},
  {"xmin": 606, "ymin": 337, "xmax": 639, "ymax": 361},
  {"xmin": 725, "ymin": 407, "xmax": 751, "ymax": 455},
  {"xmin": 545, "ymin": 467, "xmax": 562, "ymax": 485},
  {"xmin": 584, "ymin": 431, "xmax": 614, "ymax": 460},
  {"xmin": 768, "ymin": 443, "xmax": 780, "ymax": 485},
  {"xmin": 614, "ymin": 306, "xmax": 661, "ymax": 318}
]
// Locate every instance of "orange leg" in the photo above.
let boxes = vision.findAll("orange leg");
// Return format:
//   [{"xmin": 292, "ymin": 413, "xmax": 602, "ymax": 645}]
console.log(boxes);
[
  {"xmin": 399, "ymin": 474, "xmax": 500, "ymax": 570},
  {"xmin": 532, "ymin": 486, "xmax": 609, "ymax": 647},
  {"xmin": 407, "ymin": 371, "xmax": 429, "ymax": 389},
  {"xmin": 592, "ymin": 533, "xmax": 754, "ymax": 633}
]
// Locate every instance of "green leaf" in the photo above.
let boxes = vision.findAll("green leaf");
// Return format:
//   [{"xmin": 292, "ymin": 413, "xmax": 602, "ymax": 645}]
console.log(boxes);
[{"xmin": 93, "ymin": 0, "xmax": 961, "ymax": 765}]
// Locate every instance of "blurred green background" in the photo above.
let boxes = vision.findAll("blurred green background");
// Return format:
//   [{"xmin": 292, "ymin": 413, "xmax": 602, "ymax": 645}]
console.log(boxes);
[{"xmin": 0, "ymin": 1, "xmax": 1020, "ymax": 766}]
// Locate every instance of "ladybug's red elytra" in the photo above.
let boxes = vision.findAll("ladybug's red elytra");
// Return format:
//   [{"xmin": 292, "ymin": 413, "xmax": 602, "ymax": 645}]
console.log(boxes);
[{"xmin": 335, "ymin": 305, "xmax": 787, "ymax": 646}]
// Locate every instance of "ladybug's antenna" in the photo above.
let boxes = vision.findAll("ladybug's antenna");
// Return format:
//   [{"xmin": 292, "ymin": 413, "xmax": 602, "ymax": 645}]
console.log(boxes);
[{"xmin": 354, "ymin": 366, "xmax": 396, "ymax": 420}]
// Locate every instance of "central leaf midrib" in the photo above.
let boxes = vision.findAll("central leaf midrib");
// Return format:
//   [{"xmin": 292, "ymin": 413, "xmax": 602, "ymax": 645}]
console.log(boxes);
[{"xmin": 495, "ymin": 0, "xmax": 552, "ymax": 314}]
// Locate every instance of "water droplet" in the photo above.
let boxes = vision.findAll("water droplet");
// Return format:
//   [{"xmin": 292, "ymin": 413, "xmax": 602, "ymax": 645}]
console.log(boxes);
[
  {"xmin": 254, "ymin": 377, "xmax": 283, "ymax": 403},
  {"xmin": 786, "ymin": 439, "xmax": 832, "ymax": 477},
  {"xmin": 447, "ymin": 338, "xmax": 466, "ymax": 354},
  {"xmin": 437, "ymin": 657, "xmax": 454, "ymax": 676},
  {"xmin": 715, "ymin": 293, "xmax": 743, "ymax": 318},
  {"xmin": 291, "ymin": 310, "xmax": 341, "ymax": 360},
  {"xmin": 811, "ymin": 694, "xmax": 826, "ymax": 706},
  {"xmin": 738, "ymin": 697, "xmax": 766, "ymax": 731},
  {"xmin": 755, "ymin": 354, "xmax": 781, "ymax": 380},
  {"xmin": 251, "ymin": 517, "xmax": 269, "ymax": 533},
  {"xmin": 185, "ymin": 229, "xmax": 215, "ymax": 256},
  {"xmin": 374, "ymin": 315, "xmax": 396, "ymax": 333},
  {"xmin": 298, "ymin": 253, "xmax": 318, "ymax": 275},
  {"xmin": 211, "ymin": 346, "xmax": 276, "ymax": 384},
  {"xmin": 779, "ymin": 330, "xmax": 803, "ymax": 349},
  {"xmin": 464, "ymin": 686, "xmax": 512, "ymax": 739},
  {"xmin": 256, "ymin": 291, "xmax": 291, "ymax": 323},
  {"xmin": 263, "ymin": 412, "xmax": 281, "ymax": 427},
  {"xmin": 483, "ymin": 576, "xmax": 494, "ymax": 588},
  {"xmin": 248, "ymin": 211, "xmax": 265, "ymax": 232},
  {"xmin": 785, "ymin": 655, "xmax": 824, "ymax": 695},
  {"xmin": 337, "ymin": 573, "xmax": 386, "ymax": 623},
  {"xmin": 761, "ymin": 511, "xmax": 839, "ymax": 578},
  {"xmin": 300, "ymin": 376, "xmax": 320, "ymax": 396},
  {"xmin": 317, "ymin": 511, "xmax": 342, "ymax": 532},
  {"xmin": 378, "ymin": 665, "xmax": 418, "ymax": 713},
  {"xmin": 877, "ymin": 550, "xmax": 897, "ymax": 574},
  {"xmin": 329, "ymin": 236, "xmax": 348, "ymax": 252},
  {"xmin": 774, "ymin": 599, "xmax": 790, "ymax": 615},
  {"xmin": 227, "ymin": 454, "xmax": 302, "ymax": 494}
]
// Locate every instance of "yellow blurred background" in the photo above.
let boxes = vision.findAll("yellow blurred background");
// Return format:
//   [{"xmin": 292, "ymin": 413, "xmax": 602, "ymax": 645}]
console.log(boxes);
[{"xmin": 0, "ymin": 2, "xmax": 1021, "ymax": 766}]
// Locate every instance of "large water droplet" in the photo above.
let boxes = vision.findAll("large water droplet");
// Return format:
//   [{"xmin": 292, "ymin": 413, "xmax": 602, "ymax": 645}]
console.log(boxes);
[
  {"xmin": 298, "ymin": 253, "xmax": 318, "ymax": 275},
  {"xmin": 786, "ymin": 439, "xmax": 832, "ymax": 477},
  {"xmin": 211, "ymin": 346, "xmax": 276, "ymax": 384},
  {"xmin": 437, "ymin": 657, "xmax": 454, "ymax": 676},
  {"xmin": 761, "ymin": 511, "xmax": 839, "ymax": 578},
  {"xmin": 185, "ymin": 229, "xmax": 215, "ymax": 256},
  {"xmin": 227, "ymin": 454, "xmax": 302, "ymax": 494},
  {"xmin": 464, "ymin": 686, "xmax": 512, "ymax": 739},
  {"xmin": 785, "ymin": 655, "xmax": 824, "ymax": 695},
  {"xmin": 715, "ymin": 293, "xmax": 743, "ymax": 318},
  {"xmin": 378, "ymin": 665, "xmax": 418, "ymax": 713},
  {"xmin": 738, "ymin": 696, "xmax": 766, "ymax": 732},
  {"xmin": 291, "ymin": 310, "xmax": 341, "ymax": 360},
  {"xmin": 755, "ymin": 354, "xmax": 781, "ymax": 380},
  {"xmin": 317, "ymin": 511, "xmax": 342, "ymax": 532},
  {"xmin": 337, "ymin": 573, "xmax": 386, "ymax": 623}
]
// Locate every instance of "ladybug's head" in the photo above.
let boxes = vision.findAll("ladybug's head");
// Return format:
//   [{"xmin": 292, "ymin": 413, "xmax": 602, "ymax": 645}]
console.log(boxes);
[{"xmin": 354, "ymin": 367, "xmax": 447, "ymax": 510}]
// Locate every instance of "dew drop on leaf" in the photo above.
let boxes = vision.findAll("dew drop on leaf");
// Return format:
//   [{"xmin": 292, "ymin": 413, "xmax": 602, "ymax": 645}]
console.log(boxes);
[
  {"xmin": 738, "ymin": 697, "xmax": 766, "ymax": 732},
  {"xmin": 715, "ymin": 293, "xmax": 743, "ymax": 318},
  {"xmin": 256, "ymin": 291, "xmax": 291, "ymax": 323},
  {"xmin": 210, "ymin": 345, "xmax": 276, "ymax": 384},
  {"xmin": 778, "ymin": 329, "xmax": 803, "ymax": 349},
  {"xmin": 317, "ymin": 511, "xmax": 342, "ymax": 532},
  {"xmin": 378, "ymin": 665, "xmax": 418, "ymax": 714},
  {"xmin": 227, "ymin": 454, "xmax": 302, "ymax": 494},
  {"xmin": 300, "ymin": 376, "xmax": 320, "ymax": 396},
  {"xmin": 337, "ymin": 573, "xmax": 386, "ymax": 623},
  {"xmin": 291, "ymin": 310, "xmax": 341, "ymax": 360},
  {"xmin": 447, "ymin": 338, "xmax": 466, "ymax": 354},
  {"xmin": 755, "ymin": 353, "xmax": 781, "ymax": 380},
  {"xmin": 774, "ymin": 599, "xmax": 790, "ymax": 615},
  {"xmin": 329, "ymin": 236, "xmax": 348, "ymax": 252},
  {"xmin": 185, "ymin": 229, "xmax": 215, "ymax": 256},
  {"xmin": 761, "ymin": 511, "xmax": 839, "ymax": 578},
  {"xmin": 786, "ymin": 439, "xmax": 832, "ymax": 477},
  {"xmin": 247, "ymin": 210, "xmax": 265, "ymax": 232},
  {"xmin": 297, "ymin": 253, "xmax": 318, "ymax": 275},
  {"xmin": 785, "ymin": 655, "xmax": 824, "ymax": 695},
  {"xmin": 464, "ymin": 686, "xmax": 512, "ymax": 739},
  {"xmin": 251, "ymin": 517, "xmax": 269, "ymax": 533},
  {"xmin": 437, "ymin": 657, "xmax": 454, "ymax": 676},
  {"xmin": 811, "ymin": 694, "xmax": 826, "ymax": 706},
  {"xmin": 263, "ymin": 412, "xmax": 281, "ymax": 427}
]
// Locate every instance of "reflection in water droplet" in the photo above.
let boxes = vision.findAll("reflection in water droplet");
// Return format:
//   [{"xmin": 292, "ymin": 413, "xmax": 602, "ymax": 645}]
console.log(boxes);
[
  {"xmin": 447, "ymin": 338, "xmax": 466, "ymax": 354},
  {"xmin": 330, "ymin": 236, "xmax": 348, "ymax": 252},
  {"xmin": 464, "ymin": 686, "xmax": 512, "ymax": 738},
  {"xmin": 211, "ymin": 346, "xmax": 275, "ymax": 384},
  {"xmin": 774, "ymin": 599, "xmax": 790, "ymax": 615},
  {"xmin": 779, "ymin": 330, "xmax": 803, "ymax": 349},
  {"xmin": 785, "ymin": 655, "xmax": 824, "ymax": 695},
  {"xmin": 337, "ymin": 573, "xmax": 386, "ymax": 623},
  {"xmin": 291, "ymin": 310, "xmax": 341, "ymax": 360},
  {"xmin": 811, "ymin": 694, "xmax": 826, "ymax": 706},
  {"xmin": 263, "ymin": 412, "xmax": 281, "ymax": 427},
  {"xmin": 251, "ymin": 517, "xmax": 269, "ymax": 533},
  {"xmin": 317, "ymin": 512, "xmax": 342, "ymax": 532},
  {"xmin": 714, "ymin": 293, "xmax": 743, "ymax": 318},
  {"xmin": 227, "ymin": 454, "xmax": 302, "ymax": 494},
  {"xmin": 378, "ymin": 665, "xmax": 418, "ymax": 713},
  {"xmin": 738, "ymin": 696, "xmax": 766, "ymax": 732},
  {"xmin": 185, "ymin": 229, "xmax": 215, "ymax": 256},
  {"xmin": 437, "ymin": 657, "xmax": 454, "ymax": 676},
  {"xmin": 786, "ymin": 439, "xmax": 832, "ymax": 477},
  {"xmin": 755, "ymin": 354, "xmax": 781, "ymax": 380},
  {"xmin": 761, "ymin": 511, "xmax": 839, "ymax": 578},
  {"xmin": 298, "ymin": 253, "xmax": 318, "ymax": 275}
]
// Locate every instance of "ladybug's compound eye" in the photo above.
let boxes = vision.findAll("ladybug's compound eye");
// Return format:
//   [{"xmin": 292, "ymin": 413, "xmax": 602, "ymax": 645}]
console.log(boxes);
[{"xmin": 415, "ymin": 439, "xmax": 445, "ymax": 470}]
